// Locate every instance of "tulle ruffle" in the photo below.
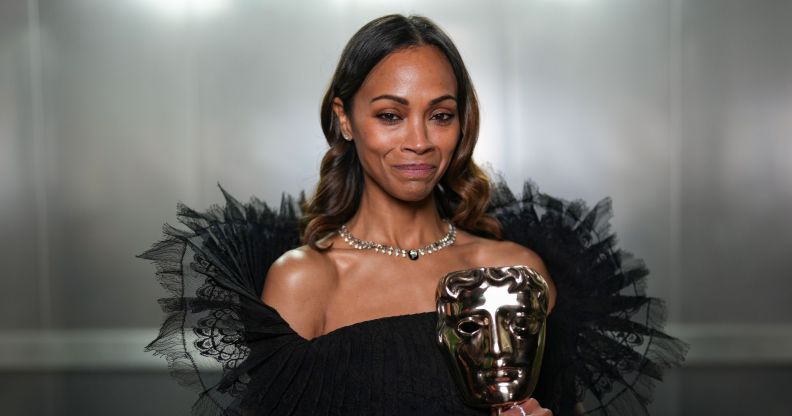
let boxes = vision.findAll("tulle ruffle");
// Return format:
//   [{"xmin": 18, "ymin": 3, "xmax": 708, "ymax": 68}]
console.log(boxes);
[
  {"xmin": 139, "ymin": 181, "xmax": 686, "ymax": 415},
  {"xmin": 139, "ymin": 188, "xmax": 302, "ymax": 414},
  {"xmin": 488, "ymin": 181, "xmax": 687, "ymax": 415}
]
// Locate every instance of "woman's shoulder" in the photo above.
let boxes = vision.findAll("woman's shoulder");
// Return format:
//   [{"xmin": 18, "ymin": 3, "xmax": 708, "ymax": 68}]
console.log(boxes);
[
  {"xmin": 458, "ymin": 231, "xmax": 557, "ymax": 310},
  {"xmin": 267, "ymin": 244, "xmax": 337, "ymax": 281},
  {"xmin": 261, "ymin": 244, "xmax": 339, "ymax": 338},
  {"xmin": 457, "ymin": 230, "xmax": 544, "ymax": 269}
]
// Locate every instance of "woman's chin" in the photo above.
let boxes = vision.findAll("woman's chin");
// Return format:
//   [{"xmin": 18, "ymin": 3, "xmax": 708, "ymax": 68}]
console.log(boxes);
[{"xmin": 391, "ymin": 184, "xmax": 436, "ymax": 204}]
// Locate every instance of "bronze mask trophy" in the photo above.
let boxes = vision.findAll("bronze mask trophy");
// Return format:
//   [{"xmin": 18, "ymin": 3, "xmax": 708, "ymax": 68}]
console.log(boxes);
[{"xmin": 436, "ymin": 265, "xmax": 549, "ymax": 412}]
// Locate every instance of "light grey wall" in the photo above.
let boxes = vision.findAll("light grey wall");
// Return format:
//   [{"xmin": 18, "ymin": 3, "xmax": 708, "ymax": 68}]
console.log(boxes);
[{"xmin": 1, "ymin": 0, "xmax": 791, "ymax": 414}]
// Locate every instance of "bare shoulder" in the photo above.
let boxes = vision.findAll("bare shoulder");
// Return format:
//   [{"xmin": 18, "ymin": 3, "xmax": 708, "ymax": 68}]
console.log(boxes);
[
  {"xmin": 261, "ymin": 245, "xmax": 338, "ymax": 339},
  {"xmin": 465, "ymin": 233, "xmax": 557, "ymax": 312},
  {"xmin": 263, "ymin": 245, "xmax": 337, "ymax": 297},
  {"xmin": 476, "ymin": 238, "xmax": 544, "ymax": 268},
  {"xmin": 458, "ymin": 231, "xmax": 543, "ymax": 270}
]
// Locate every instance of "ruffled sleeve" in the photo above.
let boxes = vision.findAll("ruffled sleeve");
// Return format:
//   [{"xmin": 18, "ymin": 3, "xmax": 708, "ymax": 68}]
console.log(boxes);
[
  {"xmin": 490, "ymin": 180, "xmax": 688, "ymax": 416},
  {"xmin": 140, "ymin": 181, "xmax": 687, "ymax": 416},
  {"xmin": 138, "ymin": 186, "xmax": 306, "ymax": 415}
]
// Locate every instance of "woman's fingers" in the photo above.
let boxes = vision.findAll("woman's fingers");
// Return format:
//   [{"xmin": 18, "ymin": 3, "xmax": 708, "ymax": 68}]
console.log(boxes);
[
  {"xmin": 522, "ymin": 398, "xmax": 541, "ymax": 411},
  {"xmin": 499, "ymin": 398, "xmax": 553, "ymax": 416}
]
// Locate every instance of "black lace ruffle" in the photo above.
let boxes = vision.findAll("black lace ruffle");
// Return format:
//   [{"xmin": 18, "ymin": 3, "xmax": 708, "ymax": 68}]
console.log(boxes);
[
  {"xmin": 139, "ymin": 181, "xmax": 687, "ymax": 415},
  {"xmin": 488, "ymin": 181, "xmax": 687, "ymax": 415}
]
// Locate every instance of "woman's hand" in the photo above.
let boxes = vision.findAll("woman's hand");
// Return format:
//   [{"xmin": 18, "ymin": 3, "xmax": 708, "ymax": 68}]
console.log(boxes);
[{"xmin": 492, "ymin": 398, "xmax": 552, "ymax": 416}]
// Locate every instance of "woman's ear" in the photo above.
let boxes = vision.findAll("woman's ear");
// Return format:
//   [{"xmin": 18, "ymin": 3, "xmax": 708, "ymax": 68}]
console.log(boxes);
[{"xmin": 332, "ymin": 97, "xmax": 353, "ymax": 141}]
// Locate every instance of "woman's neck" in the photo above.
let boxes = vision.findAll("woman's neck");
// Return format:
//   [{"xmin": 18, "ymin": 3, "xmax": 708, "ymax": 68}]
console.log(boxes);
[{"xmin": 345, "ymin": 183, "xmax": 448, "ymax": 250}]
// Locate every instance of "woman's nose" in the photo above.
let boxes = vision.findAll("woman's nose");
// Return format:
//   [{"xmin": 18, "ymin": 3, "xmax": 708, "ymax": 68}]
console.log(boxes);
[{"xmin": 400, "ymin": 118, "xmax": 434, "ymax": 154}]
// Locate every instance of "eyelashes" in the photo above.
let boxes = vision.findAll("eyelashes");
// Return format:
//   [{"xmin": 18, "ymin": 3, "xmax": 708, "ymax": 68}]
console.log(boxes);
[
  {"xmin": 431, "ymin": 112, "xmax": 456, "ymax": 124},
  {"xmin": 377, "ymin": 112, "xmax": 401, "ymax": 125},
  {"xmin": 375, "ymin": 112, "xmax": 456, "ymax": 125}
]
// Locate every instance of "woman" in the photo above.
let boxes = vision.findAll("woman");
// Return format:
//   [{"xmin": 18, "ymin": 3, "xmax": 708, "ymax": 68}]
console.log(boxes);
[
  {"xmin": 265, "ymin": 14, "xmax": 554, "ymax": 416},
  {"xmin": 141, "ymin": 14, "xmax": 685, "ymax": 416}
]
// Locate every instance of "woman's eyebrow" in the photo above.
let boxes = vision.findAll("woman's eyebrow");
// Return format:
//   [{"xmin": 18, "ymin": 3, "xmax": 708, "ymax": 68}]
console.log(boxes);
[
  {"xmin": 370, "ymin": 94, "xmax": 457, "ymax": 105},
  {"xmin": 429, "ymin": 95, "xmax": 457, "ymax": 105}
]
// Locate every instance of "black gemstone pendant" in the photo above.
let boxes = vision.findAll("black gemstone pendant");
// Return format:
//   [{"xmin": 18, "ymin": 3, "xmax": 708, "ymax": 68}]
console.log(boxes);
[{"xmin": 408, "ymin": 250, "xmax": 419, "ymax": 260}]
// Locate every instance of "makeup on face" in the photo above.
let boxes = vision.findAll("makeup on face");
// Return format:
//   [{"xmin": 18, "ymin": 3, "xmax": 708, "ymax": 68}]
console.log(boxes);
[{"xmin": 342, "ymin": 45, "xmax": 460, "ymax": 202}]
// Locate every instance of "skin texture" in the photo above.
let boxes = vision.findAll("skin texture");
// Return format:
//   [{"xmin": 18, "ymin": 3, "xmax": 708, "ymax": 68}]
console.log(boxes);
[
  {"xmin": 338, "ymin": 45, "xmax": 460, "ymax": 205},
  {"xmin": 261, "ymin": 46, "xmax": 556, "ymax": 415}
]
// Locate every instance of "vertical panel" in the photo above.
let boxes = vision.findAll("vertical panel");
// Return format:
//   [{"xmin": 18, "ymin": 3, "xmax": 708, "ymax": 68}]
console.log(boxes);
[
  {"xmin": 0, "ymin": 0, "xmax": 44, "ymax": 329},
  {"xmin": 188, "ymin": 1, "xmax": 348, "ymax": 205},
  {"xmin": 0, "ymin": 371, "xmax": 192, "ymax": 416},
  {"xmin": 60, "ymin": 371, "xmax": 194, "ymax": 416},
  {"xmin": 0, "ymin": 373, "xmax": 53, "ymax": 416},
  {"xmin": 679, "ymin": 366, "xmax": 791, "ymax": 415},
  {"xmin": 678, "ymin": 0, "xmax": 792, "ymax": 323},
  {"xmin": 37, "ymin": 0, "xmax": 199, "ymax": 328},
  {"xmin": 498, "ymin": 0, "xmax": 680, "ymax": 308}
]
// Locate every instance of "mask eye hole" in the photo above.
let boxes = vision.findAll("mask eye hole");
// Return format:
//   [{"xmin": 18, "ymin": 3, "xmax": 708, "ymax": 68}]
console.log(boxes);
[
  {"xmin": 510, "ymin": 314, "xmax": 541, "ymax": 336},
  {"xmin": 457, "ymin": 320, "xmax": 482, "ymax": 336}
]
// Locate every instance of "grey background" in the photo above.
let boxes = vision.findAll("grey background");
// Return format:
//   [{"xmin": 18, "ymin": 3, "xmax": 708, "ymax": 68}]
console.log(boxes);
[{"xmin": 1, "ymin": 0, "xmax": 791, "ymax": 414}]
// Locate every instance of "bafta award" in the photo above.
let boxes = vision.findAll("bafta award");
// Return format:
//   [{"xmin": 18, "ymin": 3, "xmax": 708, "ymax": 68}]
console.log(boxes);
[{"xmin": 436, "ymin": 265, "xmax": 549, "ymax": 413}]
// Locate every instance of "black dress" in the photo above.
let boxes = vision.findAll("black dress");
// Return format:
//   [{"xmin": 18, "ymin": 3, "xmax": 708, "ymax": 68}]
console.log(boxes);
[{"xmin": 139, "ymin": 181, "xmax": 687, "ymax": 416}]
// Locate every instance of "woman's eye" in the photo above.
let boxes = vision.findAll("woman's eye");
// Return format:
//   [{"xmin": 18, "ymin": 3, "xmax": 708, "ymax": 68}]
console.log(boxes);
[
  {"xmin": 431, "ymin": 112, "xmax": 455, "ymax": 123},
  {"xmin": 377, "ymin": 113, "xmax": 401, "ymax": 124}
]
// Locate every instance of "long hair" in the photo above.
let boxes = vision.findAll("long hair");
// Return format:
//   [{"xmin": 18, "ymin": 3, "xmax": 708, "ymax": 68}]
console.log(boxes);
[{"xmin": 302, "ymin": 14, "xmax": 502, "ymax": 249}]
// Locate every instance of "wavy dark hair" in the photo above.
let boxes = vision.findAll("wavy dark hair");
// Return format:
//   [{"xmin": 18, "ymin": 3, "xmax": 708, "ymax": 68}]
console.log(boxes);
[{"xmin": 302, "ymin": 14, "xmax": 502, "ymax": 249}]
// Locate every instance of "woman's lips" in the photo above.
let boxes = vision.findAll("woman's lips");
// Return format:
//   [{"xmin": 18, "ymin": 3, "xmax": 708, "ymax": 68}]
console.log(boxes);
[{"xmin": 392, "ymin": 163, "xmax": 436, "ymax": 179}]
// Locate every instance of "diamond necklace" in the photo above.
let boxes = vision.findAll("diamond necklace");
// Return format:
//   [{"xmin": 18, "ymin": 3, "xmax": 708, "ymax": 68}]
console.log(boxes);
[{"xmin": 338, "ymin": 220, "xmax": 456, "ymax": 261}]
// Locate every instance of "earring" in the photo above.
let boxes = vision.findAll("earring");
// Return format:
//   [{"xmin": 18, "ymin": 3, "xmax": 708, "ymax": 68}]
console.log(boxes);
[{"xmin": 342, "ymin": 133, "xmax": 352, "ymax": 141}]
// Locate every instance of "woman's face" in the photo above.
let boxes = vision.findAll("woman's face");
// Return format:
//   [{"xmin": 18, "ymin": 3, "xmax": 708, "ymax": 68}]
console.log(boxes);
[{"xmin": 335, "ymin": 45, "xmax": 460, "ymax": 203}]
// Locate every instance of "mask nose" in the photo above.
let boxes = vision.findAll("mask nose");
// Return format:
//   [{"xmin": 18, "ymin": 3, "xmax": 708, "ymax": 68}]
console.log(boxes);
[{"xmin": 488, "ymin": 316, "xmax": 513, "ymax": 365}]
